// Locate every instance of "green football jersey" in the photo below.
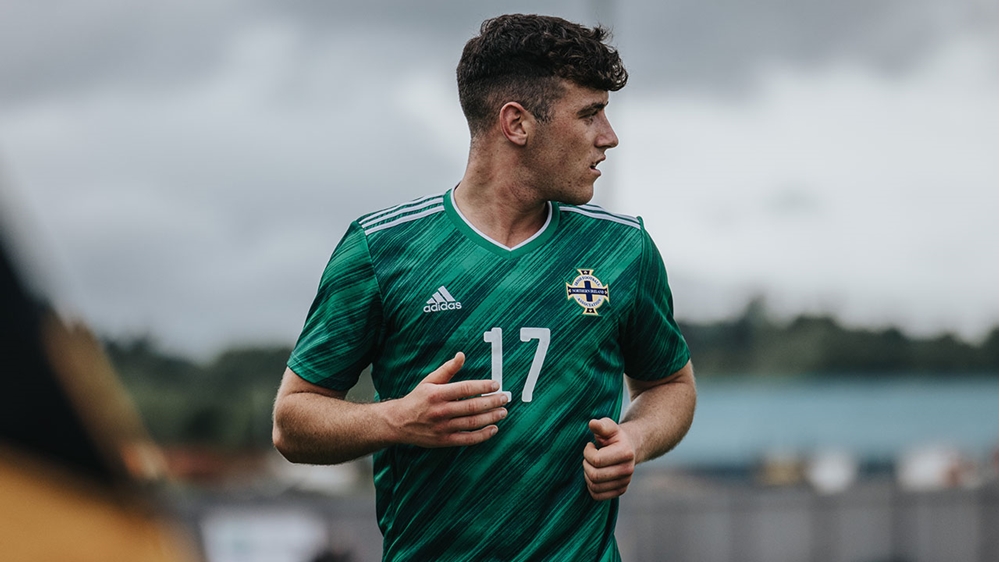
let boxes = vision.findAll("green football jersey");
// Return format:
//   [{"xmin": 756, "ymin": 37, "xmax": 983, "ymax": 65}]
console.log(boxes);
[{"xmin": 289, "ymin": 189, "xmax": 690, "ymax": 561}]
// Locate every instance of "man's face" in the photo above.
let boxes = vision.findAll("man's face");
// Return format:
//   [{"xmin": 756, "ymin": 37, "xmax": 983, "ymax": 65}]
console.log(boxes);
[{"xmin": 527, "ymin": 81, "xmax": 619, "ymax": 205}]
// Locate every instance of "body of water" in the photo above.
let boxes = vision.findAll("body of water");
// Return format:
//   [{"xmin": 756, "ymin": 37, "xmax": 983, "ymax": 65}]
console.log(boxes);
[{"xmin": 656, "ymin": 374, "xmax": 999, "ymax": 467}]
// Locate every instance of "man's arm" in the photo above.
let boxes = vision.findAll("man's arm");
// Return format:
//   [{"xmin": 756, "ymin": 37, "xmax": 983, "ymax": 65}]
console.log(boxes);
[
  {"xmin": 582, "ymin": 360, "xmax": 696, "ymax": 500},
  {"xmin": 273, "ymin": 352, "xmax": 510, "ymax": 465}
]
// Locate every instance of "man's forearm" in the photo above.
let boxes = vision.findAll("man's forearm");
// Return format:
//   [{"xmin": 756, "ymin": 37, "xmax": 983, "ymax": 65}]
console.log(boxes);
[
  {"xmin": 272, "ymin": 358, "xmax": 508, "ymax": 465},
  {"xmin": 273, "ymin": 391, "xmax": 396, "ymax": 465},
  {"xmin": 619, "ymin": 361, "xmax": 697, "ymax": 464}
]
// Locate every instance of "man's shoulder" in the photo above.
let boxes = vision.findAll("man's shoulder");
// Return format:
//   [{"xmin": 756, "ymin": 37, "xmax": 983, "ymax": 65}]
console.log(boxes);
[
  {"xmin": 355, "ymin": 192, "xmax": 447, "ymax": 236},
  {"xmin": 556, "ymin": 202, "xmax": 644, "ymax": 233}
]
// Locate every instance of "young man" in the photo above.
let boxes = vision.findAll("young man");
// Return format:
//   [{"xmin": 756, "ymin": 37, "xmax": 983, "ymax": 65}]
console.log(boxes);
[{"xmin": 273, "ymin": 14, "xmax": 696, "ymax": 561}]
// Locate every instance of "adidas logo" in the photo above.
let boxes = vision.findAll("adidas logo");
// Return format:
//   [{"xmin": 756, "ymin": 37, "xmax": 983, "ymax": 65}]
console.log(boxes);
[{"xmin": 423, "ymin": 286, "xmax": 462, "ymax": 313}]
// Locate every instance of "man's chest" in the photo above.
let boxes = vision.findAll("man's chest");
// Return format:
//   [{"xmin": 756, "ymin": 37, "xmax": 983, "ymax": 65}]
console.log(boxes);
[
  {"xmin": 375, "ymin": 245, "xmax": 631, "ymax": 338},
  {"xmin": 367, "ymin": 244, "xmax": 636, "ymax": 397}
]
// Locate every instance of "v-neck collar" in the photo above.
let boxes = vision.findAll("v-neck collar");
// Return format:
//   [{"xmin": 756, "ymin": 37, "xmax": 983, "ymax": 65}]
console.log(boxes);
[{"xmin": 443, "ymin": 188, "xmax": 560, "ymax": 258}]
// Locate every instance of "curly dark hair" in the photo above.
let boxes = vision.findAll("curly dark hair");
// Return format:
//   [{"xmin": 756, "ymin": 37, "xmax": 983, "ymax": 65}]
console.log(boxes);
[{"xmin": 457, "ymin": 14, "xmax": 628, "ymax": 139}]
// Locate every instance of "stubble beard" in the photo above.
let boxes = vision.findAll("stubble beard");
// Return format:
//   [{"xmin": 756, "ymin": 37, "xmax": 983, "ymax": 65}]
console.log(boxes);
[{"xmin": 549, "ymin": 178, "xmax": 595, "ymax": 206}]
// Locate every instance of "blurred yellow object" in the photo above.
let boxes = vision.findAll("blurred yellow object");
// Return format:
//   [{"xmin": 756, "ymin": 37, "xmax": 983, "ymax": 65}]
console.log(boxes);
[
  {"xmin": 0, "ymin": 211, "xmax": 199, "ymax": 561},
  {"xmin": 0, "ymin": 313, "xmax": 199, "ymax": 562},
  {"xmin": 40, "ymin": 313, "xmax": 168, "ymax": 483},
  {"xmin": 0, "ymin": 315, "xmax": 200, "ymax": 561},
  {"xmin": 0, "ymin": 446, "xmax": 198, "ymax": 562}
]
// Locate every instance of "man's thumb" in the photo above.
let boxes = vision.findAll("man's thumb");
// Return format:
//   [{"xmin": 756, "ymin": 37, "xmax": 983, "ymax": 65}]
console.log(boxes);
[
  {"xmin": 422, "ymin": 352, "xmax": 465, "ymax": 385},
  {"xmin": 588, "ymin": 417, "xmax": 618, "ymax": 439}
]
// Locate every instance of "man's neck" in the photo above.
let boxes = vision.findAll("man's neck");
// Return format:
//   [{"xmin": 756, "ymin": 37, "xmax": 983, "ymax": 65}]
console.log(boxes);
[{"xmin": 453, "ymin": 175, "xmax": 549, "ymax": 250}]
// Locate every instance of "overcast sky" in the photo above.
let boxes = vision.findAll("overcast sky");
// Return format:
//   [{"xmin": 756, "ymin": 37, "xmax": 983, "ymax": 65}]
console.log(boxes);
[{"xmin": 1, "ymin": 0, "xmax": 996, "ymax": 358}]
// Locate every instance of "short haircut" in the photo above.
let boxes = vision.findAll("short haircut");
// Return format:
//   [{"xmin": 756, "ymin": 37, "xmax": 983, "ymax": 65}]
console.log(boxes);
[{"xmin": 457, "ymin": 14, "xmax": 628, "ymax": 139}]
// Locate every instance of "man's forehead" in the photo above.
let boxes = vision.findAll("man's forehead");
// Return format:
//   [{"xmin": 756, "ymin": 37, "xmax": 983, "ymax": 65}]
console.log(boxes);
[{"xmin": 558, "ymin": 81, "xmax": 610, "ymax": 108}]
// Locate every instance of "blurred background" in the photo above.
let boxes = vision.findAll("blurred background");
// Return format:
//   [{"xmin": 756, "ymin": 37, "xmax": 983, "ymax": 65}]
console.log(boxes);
[{"xmin": 0, "ymin": 1, "xmax": 996, "ymax": 561}]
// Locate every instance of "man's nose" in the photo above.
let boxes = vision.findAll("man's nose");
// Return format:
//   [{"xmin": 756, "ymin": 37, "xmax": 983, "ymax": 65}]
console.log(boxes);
[{"xmin": 598, "ymin": 116, "xmax": 619, "ymax": 149}]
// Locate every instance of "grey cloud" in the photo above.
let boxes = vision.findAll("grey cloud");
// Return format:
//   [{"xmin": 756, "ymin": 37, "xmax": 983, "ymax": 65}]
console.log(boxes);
[
  {"xmin": 1, "ymin": 0, "xmax": 994, "ymax": 354},
  {"xmin": 257, "ymin": 0, "xmax": 1000, "ymax": 92},
  {"xmin": 0, "ymin": 1, "xmax": 248, "ymax": 104},
  {"xmin": 3, "ymin": 0, "xmax": 994, "ymax": 106},
  {"xmin": 617, "ymin": 0, "xmax": 997, "ymax": 92},
  {"xmin": 763, "ymin": 186, "xmax": 823, "ymax": 218},
  {"xmin": 0, "ymin": 0, "xmax": 578, "ymax": 106}
]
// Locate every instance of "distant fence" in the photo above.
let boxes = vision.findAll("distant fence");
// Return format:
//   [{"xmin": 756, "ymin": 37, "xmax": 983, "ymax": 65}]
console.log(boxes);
[
  {"xmin": 170, "ymin": 476, "xmax": 998, "ymax": 562},
  {"xmin": 618, "ymin": 476, "xmax": 998, "ymax": 562}
]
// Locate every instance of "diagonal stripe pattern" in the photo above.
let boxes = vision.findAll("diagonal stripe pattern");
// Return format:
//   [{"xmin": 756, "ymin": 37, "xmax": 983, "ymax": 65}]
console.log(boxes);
[{"xmin": 288, "ymin": 189, "xmax": 690, "ymax": 561}]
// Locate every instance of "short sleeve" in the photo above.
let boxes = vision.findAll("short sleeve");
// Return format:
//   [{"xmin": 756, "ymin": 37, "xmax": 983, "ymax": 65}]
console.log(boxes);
[
  {"xmin": 621, "ymin": 223, "xmax": 691, "ymax": 381},
  {"xmin": 287, "ymin": 222, "xmax": 383, "ymax": 391}
]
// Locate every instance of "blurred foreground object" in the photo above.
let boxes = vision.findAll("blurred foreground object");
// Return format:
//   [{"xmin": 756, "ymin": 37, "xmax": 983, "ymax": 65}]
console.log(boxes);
[{"xmin": 0, "ymin": 216, "xmax": 198, "ymax": 561}]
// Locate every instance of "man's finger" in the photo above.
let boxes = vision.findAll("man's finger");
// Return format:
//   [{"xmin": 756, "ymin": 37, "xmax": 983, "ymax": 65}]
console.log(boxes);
[
  {"xmin": 435, "ymin": 379, "xmax": 504, "ymax": 402},
  {"xmin": 421, "ymin": 352, "xmax": 466, "ymax": 385},
  {"xmin": 442, "ymin": 392, "xmax": 509, "ymax": 417},
  {"xmin": 583, "ymin": 441, "xmax": 635, "ymax": 469},
  {"xmin": 583, "ymin": 455, "xmax": 634, "ymax": 482},
  {"xmin": 444, "ymin": 407, "xmax": 508, "ymax": 431},
  {"xmin": 428, "ymin": 394, "xmax": 506, "ymax": 428},
  {"xmin": 441, "ymin": 425, "xmax": 500, "ymax": 447},
  {"xmin": 586, "ymin": 475, "xmax": 632, "ymax": 494},
  {"xmin": 588, "ymin": 485, "xmax": 629, "ymax": 501}
]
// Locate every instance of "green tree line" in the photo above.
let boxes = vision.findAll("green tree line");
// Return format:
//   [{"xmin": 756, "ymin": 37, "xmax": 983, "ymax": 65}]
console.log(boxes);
[
  {"xmin": 678, "ymin": 299, "xmax": 998, "ymax": 375},
  {"xmin": 104, "ymin": 306, "xmax": 997, "ymax": 449}
]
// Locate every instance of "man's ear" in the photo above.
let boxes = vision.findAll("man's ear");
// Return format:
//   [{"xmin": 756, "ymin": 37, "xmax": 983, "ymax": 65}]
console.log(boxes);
[{"xmin": 499, "ymin": 102, "xmax": 532, "ymax": 146}]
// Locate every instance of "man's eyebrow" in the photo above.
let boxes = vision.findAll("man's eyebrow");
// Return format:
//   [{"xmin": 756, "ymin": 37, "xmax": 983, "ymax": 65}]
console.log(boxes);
[{"xmin": 576, "ymin": 101, "xmax": 608, "ymax": 117}]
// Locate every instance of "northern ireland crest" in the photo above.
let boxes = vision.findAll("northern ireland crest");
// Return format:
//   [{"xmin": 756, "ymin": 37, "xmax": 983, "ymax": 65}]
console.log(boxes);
[{"xmin": 566, "ymin": 269, "xmax": 609, "ymax": 316}]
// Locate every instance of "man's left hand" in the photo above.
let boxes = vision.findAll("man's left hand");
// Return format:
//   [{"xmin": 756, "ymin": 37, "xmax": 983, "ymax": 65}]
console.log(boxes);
[{"xmin": 582, "ymin": 417, "xmax": 637, "ymax": 501}]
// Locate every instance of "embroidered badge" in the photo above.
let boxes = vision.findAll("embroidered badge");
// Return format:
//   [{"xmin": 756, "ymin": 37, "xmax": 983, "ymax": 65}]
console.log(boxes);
[{"xmin": 566, "ymin": 269, "xmax": 610, "ymax": 316}]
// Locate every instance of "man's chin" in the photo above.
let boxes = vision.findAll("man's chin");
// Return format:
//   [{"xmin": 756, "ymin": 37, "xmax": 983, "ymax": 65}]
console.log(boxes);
[{"xmin": 556, "ymin": 188, "xmax": 595, "ymax": 206}]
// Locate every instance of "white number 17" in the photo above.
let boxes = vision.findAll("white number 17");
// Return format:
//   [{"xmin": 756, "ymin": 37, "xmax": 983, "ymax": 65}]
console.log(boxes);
[{"xmin": 482, "ymin": 327, "xmax": 550, "ymax": 403}]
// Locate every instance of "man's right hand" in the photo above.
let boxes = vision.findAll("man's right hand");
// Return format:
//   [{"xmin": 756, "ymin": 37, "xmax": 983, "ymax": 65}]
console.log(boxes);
[
  {"xmin": 388, "ymin": 352, "xmax": 509, "ymax": 448},
  {"xmin": 272, "ymin": 353, "xmax": 507, "ymax": 465}
]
